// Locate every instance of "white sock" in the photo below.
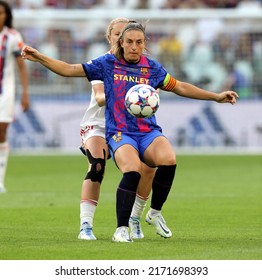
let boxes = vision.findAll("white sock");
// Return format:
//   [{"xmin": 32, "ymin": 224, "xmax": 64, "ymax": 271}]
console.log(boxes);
[
  {"xmin": 0, "ymin": 142, "xmax": 9, "ymax": 187},
  {"xmin": 130, "ymin": 194, "xmax": 148, "ymax": 220},
  {"xmin": 80, "ymin": 199, "xmax": 97, "ymax": 227},
  {"xmin": 148, "ymin": 207, "xmax": 161, "ymax": 217}
]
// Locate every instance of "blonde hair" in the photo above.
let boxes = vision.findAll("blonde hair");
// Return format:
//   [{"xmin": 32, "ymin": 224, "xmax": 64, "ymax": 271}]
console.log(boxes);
[{"xmin": 106, "ymin": 17, "xmax": 129, "ymax": 42}]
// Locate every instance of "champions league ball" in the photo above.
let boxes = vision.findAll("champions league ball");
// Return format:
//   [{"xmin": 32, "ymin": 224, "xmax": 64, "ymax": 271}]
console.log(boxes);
[{"xmin": 125, "ymin": 84, "xmax": 160, "ymax": 118}]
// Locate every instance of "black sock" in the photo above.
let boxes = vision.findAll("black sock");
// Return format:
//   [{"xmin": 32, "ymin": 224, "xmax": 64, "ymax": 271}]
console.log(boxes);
[
  {"xmin": 116, "ymin": 171, "xmax": 141, "ymax": 227},
  {"xmin": 151, "ymin": 165, "xmax": 177, "ymax": 211}
]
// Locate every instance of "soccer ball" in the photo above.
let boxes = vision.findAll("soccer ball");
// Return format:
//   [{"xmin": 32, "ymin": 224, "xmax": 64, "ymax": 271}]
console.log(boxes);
[{"xmin": 125, "ymin": 84, "xmax": 160, "ymax": 118}]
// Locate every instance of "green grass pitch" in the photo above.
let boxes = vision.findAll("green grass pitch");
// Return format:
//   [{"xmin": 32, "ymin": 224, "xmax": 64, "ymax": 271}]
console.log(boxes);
[{"xmin": 0, "ymin": 154, "xmax": 261, "ymax": 260}]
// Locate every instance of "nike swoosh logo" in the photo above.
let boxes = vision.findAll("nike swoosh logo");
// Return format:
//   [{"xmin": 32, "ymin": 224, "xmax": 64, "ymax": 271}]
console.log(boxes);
[{"xmin": 158, "ymin": 222, "xmax": 170, "ymax": 234}]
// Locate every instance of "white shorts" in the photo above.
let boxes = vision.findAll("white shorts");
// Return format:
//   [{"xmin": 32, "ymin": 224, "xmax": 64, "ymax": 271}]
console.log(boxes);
[
  {"xmin": 80, "ymin": 125, "xmax": 105, "ymax": 146},
  {"xmin": 0, "ymin": 93, "xmax": 15, "ymax": 123}
]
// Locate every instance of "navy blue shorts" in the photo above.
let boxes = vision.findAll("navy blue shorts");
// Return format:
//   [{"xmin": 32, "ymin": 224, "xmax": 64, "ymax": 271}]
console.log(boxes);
[{"xmin": 108, "ymin": 130, "xmax": 163, "ymax": 162}]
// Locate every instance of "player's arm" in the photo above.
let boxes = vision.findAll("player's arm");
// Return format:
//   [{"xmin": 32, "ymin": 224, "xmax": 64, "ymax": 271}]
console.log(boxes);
[
  {"xmin": 16, "ymin": 55, "xmax": 30, "ymax": 111},
  {"xmin": 92, "ymin": 81, "xmax": 105, "ymax": 107},
  {"xmin": 21, "ymin": 45, "xmax": 85, "ymax": 77},
  {"xmin": 161, "ymin": 74, "xmax": 239, "ymax": 105}
]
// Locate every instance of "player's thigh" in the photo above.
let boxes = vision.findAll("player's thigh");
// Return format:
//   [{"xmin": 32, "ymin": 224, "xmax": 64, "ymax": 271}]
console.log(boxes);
[
  {"xmin": 81, "ymin": 125, "xmax": 108, "ymax": 158},
  {"xmin": 84, "ymin": 136, "xmax": 108, "ymax": 158},
  {"xmin": 114, "ymin": 144, "xmax": 141, "ymax": 174},
  {"xmin": 144, "ymin": 136, "xmax": 176, "ymax": 167},
  {"xmin": 0, "ymin": 93, "xmax": 14, "ymax": 125}
]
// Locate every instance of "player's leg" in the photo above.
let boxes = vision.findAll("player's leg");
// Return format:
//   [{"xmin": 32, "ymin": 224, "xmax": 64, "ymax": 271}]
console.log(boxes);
[
  {"xmin": 109, "ymin": 136, "xmax": 142, "ymax": 242},
  {"xmin": 78, "ymin": 128, "xmax": 108, "ymax": 240},
  {"xmin": 129, "ymin": 163, "xmax": 156, "ymax": 239},
  {"xmin": 0, "ymin": 122, "xmax": 9, "ymax": 193},
  {"xmin": 143, "ymin": 135, "xmax": 177, "ymax": 238}
]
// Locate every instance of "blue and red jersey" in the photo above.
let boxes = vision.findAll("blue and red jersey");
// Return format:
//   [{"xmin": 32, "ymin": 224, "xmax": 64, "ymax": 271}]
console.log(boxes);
[{"xmin": 82, "ymin": 53, "xmax": 168, "ymax": 141}]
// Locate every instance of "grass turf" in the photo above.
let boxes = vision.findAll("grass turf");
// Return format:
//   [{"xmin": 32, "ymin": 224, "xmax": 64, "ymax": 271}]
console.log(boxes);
[{"xmin": 0, "ymin": 154, "xmax": 261, "ymax": 260}]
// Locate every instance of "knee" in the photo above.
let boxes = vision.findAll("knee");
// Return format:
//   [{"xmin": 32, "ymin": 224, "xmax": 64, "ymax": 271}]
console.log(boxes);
[
  {"xmin": 141, "ymin": 164, "xmax": 156, "ymax": 178},
  {"xmin": 121, "ymin": 163, "xmax": 141, "ymax": 174},
  {"xmin": 84, "ymin": 149, "xmax": 106, "ymax": 183},
  {"xmin": 161, "ymin": 154, "xmax": 176, "ymax": 166}
]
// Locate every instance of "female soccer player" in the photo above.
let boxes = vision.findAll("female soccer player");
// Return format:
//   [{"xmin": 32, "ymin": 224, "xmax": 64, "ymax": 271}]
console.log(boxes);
[
  {"xmin": 78, "ymin": 18, "xmax": 156, "ymax": 241},
  {"xmin": 21, "ymin": 21, "xmax": 238, "ymax": 242},
  {"xmin": 0, "ymin": 1, "xmax": 29, "ymax": 193}
]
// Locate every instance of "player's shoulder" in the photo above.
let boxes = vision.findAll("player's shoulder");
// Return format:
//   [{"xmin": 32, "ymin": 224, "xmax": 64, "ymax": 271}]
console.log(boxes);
[
  {"xmin": 93, "ymin": 52, "xmax": 113, "ymax": 61},
  {"xmin": 99, "ymin": 52, "xmax": 116, "ymax": 65},
  {"xmin": 6, "ymin": 27, "xmax": 21, "ymax": 37},
  {"xmin": 146, "ymin": 55, "xmax": 162, "ymax": 66},
  {"xmin": 104, "ymin": 52, "xmax": 115, "ymax": 60},
  {"xmin": 140, "ymin": 55, "xmax": 163, "ymax": 69}
]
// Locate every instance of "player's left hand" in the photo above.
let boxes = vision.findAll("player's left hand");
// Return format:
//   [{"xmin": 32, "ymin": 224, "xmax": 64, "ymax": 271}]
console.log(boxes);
[
  {"xmin": 21, "ymin": 45, "xmax": 41, "ymax": 62},
  {"xmin": 217, "ymin": 91, "xmax": 239, "ymax": 105}
]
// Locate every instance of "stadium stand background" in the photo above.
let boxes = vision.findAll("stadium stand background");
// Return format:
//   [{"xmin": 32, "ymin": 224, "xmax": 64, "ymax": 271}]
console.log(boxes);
[{"xmin": 7, "ymin": 0, "xmax": 262, "ymax": 152}]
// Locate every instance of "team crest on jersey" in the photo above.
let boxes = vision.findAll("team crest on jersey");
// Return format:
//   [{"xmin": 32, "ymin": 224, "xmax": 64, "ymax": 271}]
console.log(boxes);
[
  {"xmin": 112, "ymin": 132, "xmax": 122, "ymax": 143},
  {"xmin": 140, "ymin": 68, "xmax": 148, "ymax": 74}
]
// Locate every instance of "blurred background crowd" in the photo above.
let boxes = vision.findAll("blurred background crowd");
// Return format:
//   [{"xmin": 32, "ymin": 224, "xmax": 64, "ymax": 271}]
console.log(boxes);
[
  {"xmin": 7, "ymin": 0, "xmax": 262, "ymax": 10},
  {"xmin": 9, "ymin": 0, "xmax": 262, "ymax": 100},
  {"xmin": 5, "ymin": 0, "xmax": 262, "ymax": 149}
]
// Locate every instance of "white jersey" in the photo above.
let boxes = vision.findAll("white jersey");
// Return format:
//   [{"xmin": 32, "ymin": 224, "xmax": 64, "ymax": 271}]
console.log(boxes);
[
  {"xmin": 80, "ymin": 52, "xmax": 110, "ymax": 144},
  {"xmin": 0, "ymin": 26, "xmax": 24, "ymax": 122},
  {"xmin": 80, "ymin": 80, "xmax": 106, "ymax": 130}
]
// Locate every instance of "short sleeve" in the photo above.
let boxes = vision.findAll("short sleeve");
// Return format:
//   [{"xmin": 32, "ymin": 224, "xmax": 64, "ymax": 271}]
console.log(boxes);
[
  {"xmin": 12, "ymin": 30, "xmax": 24, "ymax": 57},
  {"xmin": 82, "ymin": 56, "xmax": 104, "ymax": 82}
]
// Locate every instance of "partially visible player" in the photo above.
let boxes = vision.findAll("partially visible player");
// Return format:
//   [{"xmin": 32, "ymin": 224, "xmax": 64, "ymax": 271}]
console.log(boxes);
[
  {"xmin": 78, "ymin": 18, "xmax": 156, "ymax": 240},
  {"xmin": 0, "ymin": 1, "xmax": 29, "ymax": 193}
]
